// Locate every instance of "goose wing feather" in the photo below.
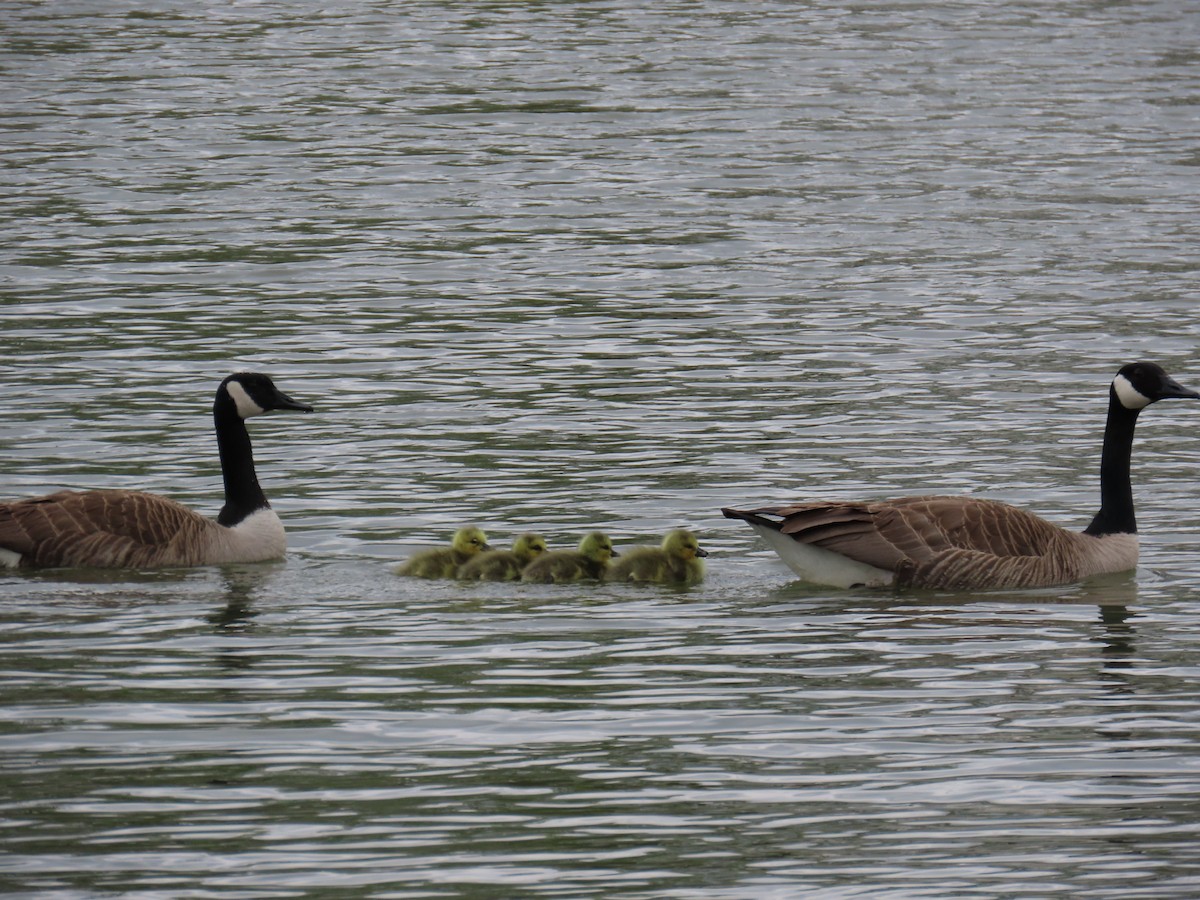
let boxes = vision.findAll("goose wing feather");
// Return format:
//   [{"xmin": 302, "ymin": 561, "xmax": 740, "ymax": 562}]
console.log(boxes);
[
  {"xmin": 757, "ymin": 500, "xmax": 937, "ymax": 570},
  {"xmin": 736, "ymin": 495, "xmax": 1083, "ymax": 587},
  {"xmin": 884, "ymin": 495, "xmax": 1070, "ymax": 558},
  {"xmin": 0, "ymin": 490, "xmax": 217, "ymax": 568}
]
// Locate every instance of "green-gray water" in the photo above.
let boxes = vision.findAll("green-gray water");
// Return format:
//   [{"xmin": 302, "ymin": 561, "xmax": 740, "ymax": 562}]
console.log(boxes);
[{"xmin": 3, "ymin": 2, "xmax": 1200, "ymax": 896}]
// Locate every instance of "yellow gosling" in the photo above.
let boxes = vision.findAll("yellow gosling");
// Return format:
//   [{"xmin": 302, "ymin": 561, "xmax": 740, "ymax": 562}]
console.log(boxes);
[
  {"xmin": 458, "ymin": 532, "xmax": 548, "ymax": 581},
  {"xmin": 520, "ymin": 531, "xmax": 617, "ymax": 584},
  {"xmin": 394, "ymin": 526, "xmax": 490, "ymax": 578},
  {"xmin": 606, "ymin": 528, "xmax": 708, "ymax": 585}
]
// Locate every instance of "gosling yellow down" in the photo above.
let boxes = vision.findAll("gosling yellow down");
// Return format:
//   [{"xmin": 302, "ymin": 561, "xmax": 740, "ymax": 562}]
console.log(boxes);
[
  {"xmin": 394, "ymin": 526, "xmax": 490, "ymax": 578},
  {"xmin": 606, "ymin": 529, "xmax": 708, "ymax": 585},
  {"xmin": 458, "ymin": 532, "xmax": 548, "ymax": 581},
  {"xmin": 521, "ymin": 531, "xmax": 618, "ymax": 584}
]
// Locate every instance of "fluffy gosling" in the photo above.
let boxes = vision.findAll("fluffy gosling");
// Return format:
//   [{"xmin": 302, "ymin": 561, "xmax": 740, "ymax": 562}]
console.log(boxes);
[
  {"xmin": 458, "ymin": 532, "xmax": 548, "ymax": 581},
  {"xmin": 394, "ymin": 525, "xmax": 491, "ymax": 578},
  {"xmin": 521, "ymin": 531, "xmax": 618, "ymax": 584},
  {"xmin": 606, "ymin": 528, "xmax": 708, "ymax": 585}
]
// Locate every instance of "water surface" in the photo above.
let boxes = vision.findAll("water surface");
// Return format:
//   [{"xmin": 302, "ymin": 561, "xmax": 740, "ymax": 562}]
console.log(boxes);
[{"xmin": 3, "ymin": 1, "xmax": 1200, "ymax": 896}]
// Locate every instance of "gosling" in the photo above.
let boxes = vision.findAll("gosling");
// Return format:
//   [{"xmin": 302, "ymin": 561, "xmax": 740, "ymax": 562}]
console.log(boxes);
[
  {"xmin": 606, "ymin": 528, "xmax": 708, "ymax": 585},
  {"xmin": 520, "ymin": 531, "xmax": 618, "ymax": 584},
  {"xmin": 458, "ymin": 532, "xmax": 548, "ymax": 581},
  {"xmin": 394, "ymin": 525, "xmax": 490, "ymax": 578}
]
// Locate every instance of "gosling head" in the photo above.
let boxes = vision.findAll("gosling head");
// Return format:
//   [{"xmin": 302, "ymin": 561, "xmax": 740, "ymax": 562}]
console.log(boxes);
[
  {"xmin": 578, "ymin": 531, "xmax": 617, "ymax": 563},
  {"xmin": 1112, "ymin": 362, "xmax": 1199, "ymax": 411},
  {"xmin": 451, "ymin": 526, "xmax": 491, "ymax": 556},
  {"xmin": 512, "ymin": 532, "xmax": 548, "ymax": 560},
  {"xmin": 219, "ymin": 372, "xmax": 314, "ymax": 419},
  {"xmin": 662, "ymin": 528, "xmax": 708, "ymax": 560}
]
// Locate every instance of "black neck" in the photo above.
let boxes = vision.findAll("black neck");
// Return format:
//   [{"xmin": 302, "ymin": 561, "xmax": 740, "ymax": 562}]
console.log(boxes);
[
  {"xmin": 214, "ymin": 394, "xmax": 269, "ymax": 527},
  {"xmin": 1084, "ymin": 387, "xmax": 1140, "ymax": 536}
]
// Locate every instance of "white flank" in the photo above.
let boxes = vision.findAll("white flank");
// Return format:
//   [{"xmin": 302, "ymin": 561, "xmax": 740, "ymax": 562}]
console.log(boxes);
[
  {"xmin": 0, "ymin": 547, "xmax": 22, "ymax": 568},
  {"xmin": 225, "ymin": 379, "xmax": 267, "ymax": 418},
  {"xmin": 212, "ymin": 507, "xmax": 287, "ymax": 563},
  {"xmin": 750, "ymin": 523, "xmax": 895, "ymax": 589},
  {"xmin": 1113, "ymin": 373, "xmax": 1152, "ymax": 410}
]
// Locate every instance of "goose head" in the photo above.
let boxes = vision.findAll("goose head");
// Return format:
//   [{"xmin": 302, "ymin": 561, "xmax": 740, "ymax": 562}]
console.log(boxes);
[
  {"xmin": 662, "ymin": 528, "xmax": 708, "ymax": 560},
  {"xmin": 512, "ymin": 532, "xmax": 548, "ymax": 560},
  {"xmin": 1112, "ymin": 362, "xmax": 1199, "ymax": 411},
  {"xmin": 220, "ymin": 372, "xmax": 314, "ymax": 419},
  {"xmin": 578, "ymin": 531, "xmax": 617, "ymax": 563},
  {"xmin": 452, "ymin": 526, "xmax": 491, "ymax": 556}
]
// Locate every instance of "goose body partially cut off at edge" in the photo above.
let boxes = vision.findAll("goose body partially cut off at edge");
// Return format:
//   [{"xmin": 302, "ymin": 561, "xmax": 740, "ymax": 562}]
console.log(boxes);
[
  {"xmin": 0, "ymin": 373, "xmax": 312, "ymax": 570},
  {"xmin": 722, "ymin": 362, "xmax": 1198, "ymax": 591}
]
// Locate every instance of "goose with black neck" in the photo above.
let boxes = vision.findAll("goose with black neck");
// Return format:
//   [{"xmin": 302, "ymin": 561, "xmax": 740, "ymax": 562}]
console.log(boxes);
[
  {"xmin": 722, "ymin": 362, "xmax": 1198, "ymax": 590},
  {"xmin": 0, "ymin": 372, "xmax": 313, "ymax": 569}
]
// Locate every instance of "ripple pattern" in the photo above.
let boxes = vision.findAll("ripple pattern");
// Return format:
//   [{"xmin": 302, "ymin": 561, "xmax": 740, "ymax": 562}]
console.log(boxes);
[{"xmin": 3, "ymin": 1, "xmax": 1200, "ymax": 897}]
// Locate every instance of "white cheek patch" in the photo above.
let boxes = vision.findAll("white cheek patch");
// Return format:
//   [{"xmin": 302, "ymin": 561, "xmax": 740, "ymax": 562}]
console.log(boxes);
[
  {"xmin": 1113, "ymin": 373, "xmax": 1152, "ymax": 410},
  {"xmin": 226, "ymin": 380, "xmax": 266, "ymax": 418}
]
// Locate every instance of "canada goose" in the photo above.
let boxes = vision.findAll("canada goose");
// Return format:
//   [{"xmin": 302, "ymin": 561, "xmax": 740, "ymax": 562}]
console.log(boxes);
[
  {"xmin": 0, "ymin": 372, "xmax": 313, "ymax": 570},
  {"xmin": 520, "ymin": 531, "xmax": 617, "ymax": 584},
  {"xmin": 394, "ymin": 526, "xmax": 491, "ymax": 578},
  {"xmin": 457, "ymin": 532, "xmax": 548, "ymax": 581},
  {"xmin": 606, "ymin": 528, "xmax": 708, "ymax": 585},
  {"xmin": 722, "ymin": 362, "xmax": 1198, "ymax": 591}
]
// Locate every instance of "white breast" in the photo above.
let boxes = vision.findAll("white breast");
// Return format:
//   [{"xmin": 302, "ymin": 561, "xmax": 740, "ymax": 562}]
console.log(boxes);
[
  {"xmin": 1075, "ymin": 532, "xmax": 1139, "ymax": 578},
  {"xmin": 207, "ymin": 508, "xmax": 288, "ymax": 564}
]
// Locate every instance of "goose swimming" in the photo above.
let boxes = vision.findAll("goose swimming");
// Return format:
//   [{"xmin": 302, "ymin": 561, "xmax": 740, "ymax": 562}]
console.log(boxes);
[
  {"xmin": 722, "ymin": 362, "xmax": 1198, "ymax": 590},
  {"xmin": 521, "ymin": 531, "xmax": 618, "ymax": 584},
  {"xmin": 0, "ymin": 372, "xmax": 312, "ymax": 569},
  {"xmin": 606, "ymin": 528, "xmax": 708, "ymax": 585},
  {"xmin": 458, "ymin": 532, "xmax": 548, "ymax": 581},
  {"xmin": 394, "ymin": 525, "xmax": 491, "ymax": 578}
]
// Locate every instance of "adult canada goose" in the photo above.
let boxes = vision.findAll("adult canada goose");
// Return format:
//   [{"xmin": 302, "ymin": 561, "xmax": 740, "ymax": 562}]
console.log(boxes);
[
  {"xmin": 521, "ymin": 531, "xmax": 617, "ymax": 584},
  {"xmin": 394, "ymin": 526, "xmax": 491, "ymax": 578},
  {"xmin": 722, "ymin": 362, "xmax": 1198, "ymax": 591},
  {"xmin": 606, "ymin": 528, "xmax": 708, "ymax": 585},
  {"xmin": 0, "ymin": 372, "xmax": 313, "ymax": 570},
  {"xmin": 457, "ymin": 532, "xmax": 548, "ymax": 581}
]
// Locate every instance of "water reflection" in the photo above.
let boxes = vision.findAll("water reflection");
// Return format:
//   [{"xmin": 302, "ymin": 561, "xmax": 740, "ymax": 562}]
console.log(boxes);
[
  {"xmin": 1096, "ymin": 603, "xmax": 1137, "ymax": 671},
  {"xmin": 207, "ymin": 564, "xmax": 283, "ymax": 675},
  {"xmin": 207, "ymin": 564, "xmax": 277, "ymax": 632},
  {"xmin": 4, "ymin": 0, "xmax": 1200, "ymax": 895},
  {"xmin": 762, "ymin": 568, "xmax": 1140, "ymax": 613}
]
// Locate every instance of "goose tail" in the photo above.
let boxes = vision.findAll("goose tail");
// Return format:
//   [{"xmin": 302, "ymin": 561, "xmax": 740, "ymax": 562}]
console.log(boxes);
[{"xmin": 721, "ymin": 507, "xmax": 783, "ymax": 531}]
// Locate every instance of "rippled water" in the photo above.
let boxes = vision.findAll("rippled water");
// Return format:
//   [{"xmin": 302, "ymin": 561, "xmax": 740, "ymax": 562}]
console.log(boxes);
[{"xmin": 4, "ymin": 1, "xmax": 1200, "ymax": 896}]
